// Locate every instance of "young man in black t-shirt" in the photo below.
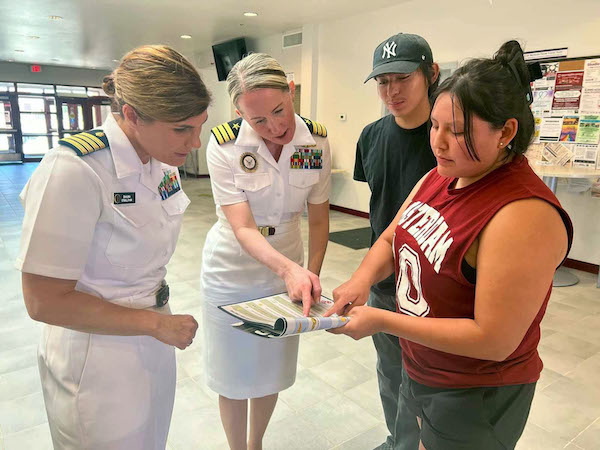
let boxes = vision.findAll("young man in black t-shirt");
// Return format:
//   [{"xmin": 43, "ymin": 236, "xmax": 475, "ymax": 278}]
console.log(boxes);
[{"xmin": 349, "ymin": 33, "xmax": 439, "ymax": 450}]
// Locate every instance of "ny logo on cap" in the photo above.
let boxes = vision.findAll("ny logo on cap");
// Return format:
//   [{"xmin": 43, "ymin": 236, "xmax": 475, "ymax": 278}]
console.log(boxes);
[{"xmin": 382, "ymin": 41, "xmax": 397, "ymax": 59}]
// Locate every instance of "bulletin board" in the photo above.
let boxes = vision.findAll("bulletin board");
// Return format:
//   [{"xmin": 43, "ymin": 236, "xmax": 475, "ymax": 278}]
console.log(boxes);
[{"xmin": 528, "ymin": 55, "xmax": 600, "ymax": 171}]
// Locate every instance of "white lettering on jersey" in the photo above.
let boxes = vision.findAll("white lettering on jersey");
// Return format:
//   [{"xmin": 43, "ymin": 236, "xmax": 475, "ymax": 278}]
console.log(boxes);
[{"xmin": 397, "ymin": 202, "xmax": 453, "ymax": 273}]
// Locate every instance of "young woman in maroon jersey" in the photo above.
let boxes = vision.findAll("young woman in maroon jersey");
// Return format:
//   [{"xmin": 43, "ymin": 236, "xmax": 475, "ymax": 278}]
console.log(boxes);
[{"xmin": 326, "ymin": 40, "xmax": 573, "ymax": 450}]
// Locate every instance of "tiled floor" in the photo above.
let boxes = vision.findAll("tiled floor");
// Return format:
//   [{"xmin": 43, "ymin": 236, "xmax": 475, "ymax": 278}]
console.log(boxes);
[{"xmin": 0, "ymin": 162, "xmax": 599, "ymax": 449}]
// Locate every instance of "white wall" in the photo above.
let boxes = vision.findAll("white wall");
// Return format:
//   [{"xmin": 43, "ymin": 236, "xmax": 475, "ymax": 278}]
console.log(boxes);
[
  {"xmin": 185, "ymin": 67, "xmax": 231, "ymax": 175},
  {"xmin": 248, "ymin": 33, "xmax": 303, "ymax": 85}
]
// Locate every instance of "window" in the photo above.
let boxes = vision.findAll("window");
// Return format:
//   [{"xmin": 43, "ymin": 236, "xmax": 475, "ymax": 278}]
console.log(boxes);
[
  {"xmin": 0, "ymin": 134, "xmax": 16, "ymax": 152},
  {"xmin": 56, "ymin": 85, "xmax": 87, "ymax": 97},
  {"xmin": 0, "ymin": 81, "xmax": 109, "ymax": 160},
  {"xmin": 0, "ymin": 82, "xmax": 16, "ymax": 93},
  {"xmin": 87, "ymin": 87, "xmax": 104, "ymax": 97},
  {"xmin": 17, "ymin": 83, "xmax": 55, "ymax": 95},
  {"xmin": 0, "ymin": 100, "xmax": 14, "ymax": 129}
]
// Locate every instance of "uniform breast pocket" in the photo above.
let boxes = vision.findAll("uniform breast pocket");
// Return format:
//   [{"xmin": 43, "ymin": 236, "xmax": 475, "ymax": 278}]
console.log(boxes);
[
  {"xmin": 233, "ymin": 173, "xmax": 272, "ymax": 214},
  {"xmin": 287, "ymin": 171, "xmax": 319, "ymax": 213},
  {"xmin": 161, "ymin": 190, "xmax": 191, "ymax": 216},
  {"xmin": 105, "ymin": 204, "xmax": 159, "ymax": 268}
]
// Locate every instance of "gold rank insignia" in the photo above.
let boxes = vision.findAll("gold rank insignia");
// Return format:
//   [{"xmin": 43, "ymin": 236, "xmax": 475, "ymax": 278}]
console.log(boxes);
[
  {"xmin": 59, "ymin": 130, "xmax": 109, "ymax": 156},
  {"xmin": 211, "ymin": 118, "xmax": 243, "ymax": 145},
  {"xmin": 300, "ymin": 116, "xmax": 327, "ymax": 137}
]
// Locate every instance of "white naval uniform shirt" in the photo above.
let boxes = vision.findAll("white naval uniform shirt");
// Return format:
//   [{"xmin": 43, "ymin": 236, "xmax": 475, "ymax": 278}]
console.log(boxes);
[
  {"xmin": 206, "ymin": 114, "xmax": 331, "ymax": 225},
  {"xmin": 16, "ymin": 114, "xmax": 190, "ymax": 302}
]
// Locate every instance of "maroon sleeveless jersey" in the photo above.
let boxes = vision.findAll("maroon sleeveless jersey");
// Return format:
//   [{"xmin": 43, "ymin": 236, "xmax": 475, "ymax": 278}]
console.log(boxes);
[{"xmin": 392, "ymin": 156, "xmax": 573, "ymax": 388}]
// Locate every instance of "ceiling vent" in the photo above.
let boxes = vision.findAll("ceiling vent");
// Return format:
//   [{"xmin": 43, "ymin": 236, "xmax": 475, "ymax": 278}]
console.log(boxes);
[{"xmin": 282, "ymin": 31, "xmax": 302, "ymax": 49}]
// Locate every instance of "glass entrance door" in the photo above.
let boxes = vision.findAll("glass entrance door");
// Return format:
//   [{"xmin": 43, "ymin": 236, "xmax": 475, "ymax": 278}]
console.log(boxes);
[
  {"xmin": 57, "ymin": 97, "xmax": 88, "ymax": 138},
  {"xmin": 19, "ymin": 95, "xmax": 59, "ymax": 158},
  {"xmin": 0, "ymin": 94, "xmax": 21, "ymax": 162}
]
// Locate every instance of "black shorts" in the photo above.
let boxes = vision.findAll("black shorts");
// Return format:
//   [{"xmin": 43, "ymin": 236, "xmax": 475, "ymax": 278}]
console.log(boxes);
[{"xmin": 399, "ymin": 368, "xmax": 536, "ymax": 450}]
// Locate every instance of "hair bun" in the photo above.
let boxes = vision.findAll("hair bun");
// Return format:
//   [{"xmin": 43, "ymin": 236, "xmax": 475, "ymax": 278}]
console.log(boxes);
[
  {"xmin": 494, "ymin": 40, "xmax": 529, "ymax": 88},
  {"xmin": 102, "ymin": 74, "xmax": 116, "ymax": 96}
]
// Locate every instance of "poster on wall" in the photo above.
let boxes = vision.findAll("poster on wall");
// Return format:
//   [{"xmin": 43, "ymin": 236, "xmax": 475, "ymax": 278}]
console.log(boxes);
[
  {"xmin": 552, "ymin": 71, "xmax": 584, "ymax": 114},
  {"xmin": 533, "ymin": 116, "xmax": 543, "ymax": 143},
  {"xmin": 583, "ymin": 59, "xmax": 600, "ymax": 87},
  {"xmin": 576, "ymin": 116, "xmax": 600, "ymax": 144},
  {"xmin": 542, "ymin": 142, "xmax": 573, "ymax": 166},
  {"xmin": 531, "ymin": 87, "xmax": 555, "ymax": 111},
  {"xmin": 579, "ymin": 87, "xmax": 600, "ymax": 114},
  {"xmin": 572, "ymin": 144, "xmax": 599, "ymax": 168},
  {"xmin": 539, "ymin": 117, "xmax": 563, "ymax": 142},
  {"xmin": 540, "ymin": 62, "xmax": 560, "ymax": 79},
  {"xmin": 559, "ymin": 116, "xmax": 579, "ymax": 142},
  {"xmin": 68, "ymin": 104, "xmax": 78, "ymax": 130}
]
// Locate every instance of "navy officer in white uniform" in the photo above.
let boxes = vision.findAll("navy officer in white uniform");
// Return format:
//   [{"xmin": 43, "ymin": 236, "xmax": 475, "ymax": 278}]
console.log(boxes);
[
  {"xmin": 201, "ymin": 53, "xmax": 331, "ymax": 450},
  {"xmin": 17, "ymin": 45, "xmax": 210, "ymax": 450}
]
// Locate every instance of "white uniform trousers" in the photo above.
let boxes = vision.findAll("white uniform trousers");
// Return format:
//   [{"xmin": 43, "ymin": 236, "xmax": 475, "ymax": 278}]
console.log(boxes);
[
  {"xmin": 201, "ymin": 219, "xmax": 303, "ymax": 400},
  {"xmin": 38, "ymin": 305, "xmax": 175, "ymax": 450}
]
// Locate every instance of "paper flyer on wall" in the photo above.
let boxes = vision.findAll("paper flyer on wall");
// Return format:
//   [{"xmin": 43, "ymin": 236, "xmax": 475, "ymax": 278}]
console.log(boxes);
[
  {"xmin": 552, "ymin": 71, "xmax": 584, "ymax": 114},
  {"xmin": 525, "ymin": 143, "xmax": 544, "ymax": 163},
  {"xmin": 219, "ymin": 293, "xmax": 349, "ymax": 338},
  {"xmin": 583, "ymin": 59, "xmax": 600, "ymax": 87},
  {"xmin": 572, "ymin": 144, "xmax": 599, "ymax": 168},
  {"xmin": 533, "ymin": 116, "xmax": 543, "ymax": 143},
  {"xmin": 579, "ymin": 88, "xmax": 600, "ymax": 115},
  {"xmin": 539, "ymin": 117, "xmax": 563, "ymax": 142},
  {"xmin": 559, "ymin": 116, "xmax": 579, "ymax": 142},
  {"xmin": 540, "ymin": 62, "xmax": 559, "ymax": 80},
  {"xmin": 576, "ymin": 116, "xmax": 600, "ymax": 144},
  {"xmin": 542, "ymin": 142, "xmax": 573, "ymax": 166},
  {"xmin": 531, "ymin": 88, "xmax": 555, "ymax": 112}
]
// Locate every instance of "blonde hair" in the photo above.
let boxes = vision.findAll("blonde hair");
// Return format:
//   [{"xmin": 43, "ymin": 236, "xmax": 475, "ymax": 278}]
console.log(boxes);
[
  {"xmin": 103, "ymin": 45, "xmax": 211, "ymax": 122},
  {"xmin": 226, "ymin": 53, "xmax": 289, "ymax": 106}
]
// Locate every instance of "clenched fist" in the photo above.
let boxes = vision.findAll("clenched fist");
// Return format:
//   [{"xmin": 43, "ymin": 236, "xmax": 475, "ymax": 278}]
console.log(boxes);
[{"xmin": 153, "ymin": 314, "xmax": 199, "ymax": 350}]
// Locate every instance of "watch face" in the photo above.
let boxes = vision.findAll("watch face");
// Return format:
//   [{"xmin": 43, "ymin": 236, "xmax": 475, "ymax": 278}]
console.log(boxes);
[{"xmin": 240, "ymin": 152, "xmax": 258, "ymax": 172}]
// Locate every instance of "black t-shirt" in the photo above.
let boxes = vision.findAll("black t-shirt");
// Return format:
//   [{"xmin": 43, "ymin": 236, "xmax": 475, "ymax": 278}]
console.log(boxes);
[{"xmin": 354, "ymin": 114, "xmax": 436, "ymax": 295}]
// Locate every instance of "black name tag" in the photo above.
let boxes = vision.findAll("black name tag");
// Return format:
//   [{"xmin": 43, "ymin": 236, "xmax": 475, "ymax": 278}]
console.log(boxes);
[{"xmin": 114, "ymin": 192, "xmax": 136, "ymax": 204}]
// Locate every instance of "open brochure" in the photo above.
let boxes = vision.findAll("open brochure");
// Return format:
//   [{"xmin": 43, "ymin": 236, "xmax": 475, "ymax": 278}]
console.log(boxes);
[{"xmin": 219, "ymin": 293, "xmax": 349, "ymax": 338}]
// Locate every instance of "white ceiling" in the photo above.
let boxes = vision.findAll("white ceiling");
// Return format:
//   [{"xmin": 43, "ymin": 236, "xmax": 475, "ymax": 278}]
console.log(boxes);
[{"xmin": 0, "ymin": 0, "xmax": 406, "ymax": 70}]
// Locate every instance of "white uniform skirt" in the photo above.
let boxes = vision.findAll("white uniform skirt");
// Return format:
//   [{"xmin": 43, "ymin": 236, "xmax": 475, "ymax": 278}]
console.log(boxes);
[
  {"xmin": 200, "ymin": 219, "xmax": 303, "ymax": 400},
  {"xmin": 38, "ymin": 305, "xmax": 175, "ymax": 450}
]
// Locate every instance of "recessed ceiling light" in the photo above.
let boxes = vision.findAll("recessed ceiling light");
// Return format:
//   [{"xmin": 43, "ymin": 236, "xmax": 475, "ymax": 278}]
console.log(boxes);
[
  {"xmin": 48, "ymin": 15, "xmax": 63, "ymax": 20},
  {"xmin": 243, "ymin": 12, "xmax": 258, "ymax": 17},
  {"xmin": 14, "ymin": 49, "xmax": 24, "ymax": 53},
  {"xmin": 112, "ymin": 59, "xmax": 119, "ymax": 62},
  {"xmin": 28, "ymin": 35, "xmax": 40, "ymax": 40},
  {"xmin": 180, "ymin": 34, "xmax": 192, "ymax": 39}
]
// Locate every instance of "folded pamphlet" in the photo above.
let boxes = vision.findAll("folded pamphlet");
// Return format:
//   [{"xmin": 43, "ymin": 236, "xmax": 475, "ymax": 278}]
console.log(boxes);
[{"xmin": 219, "ymin": 293, "xmax": 349, "ymax": 338}]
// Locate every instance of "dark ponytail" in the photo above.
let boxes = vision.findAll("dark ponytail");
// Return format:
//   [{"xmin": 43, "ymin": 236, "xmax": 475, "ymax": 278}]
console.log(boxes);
[{"xmin": 432, "ymin": 40, "xmax": 534, "ymax": 160}]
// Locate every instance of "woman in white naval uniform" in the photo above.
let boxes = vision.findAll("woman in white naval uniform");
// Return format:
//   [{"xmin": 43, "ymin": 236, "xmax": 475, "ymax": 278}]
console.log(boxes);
[
  {"xmin": 16, "ymin": 45, "xmax": 210, "ymax": 450},
  {"xmin": 201, "ymin": 53, "xmax": 331, "ymax": 450}
]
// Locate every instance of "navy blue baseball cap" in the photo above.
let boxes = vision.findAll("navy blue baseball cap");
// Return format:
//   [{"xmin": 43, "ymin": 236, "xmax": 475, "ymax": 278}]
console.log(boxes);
[{"xmin": 365, "ymin": 33, "xmax": 433, "ymax": 83}]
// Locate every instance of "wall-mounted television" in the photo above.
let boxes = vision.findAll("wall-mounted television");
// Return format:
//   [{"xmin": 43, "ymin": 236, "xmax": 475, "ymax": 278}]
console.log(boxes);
[{"xmin": 212, "ymin": 38, "xmax": 247, "ymax": 81}]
